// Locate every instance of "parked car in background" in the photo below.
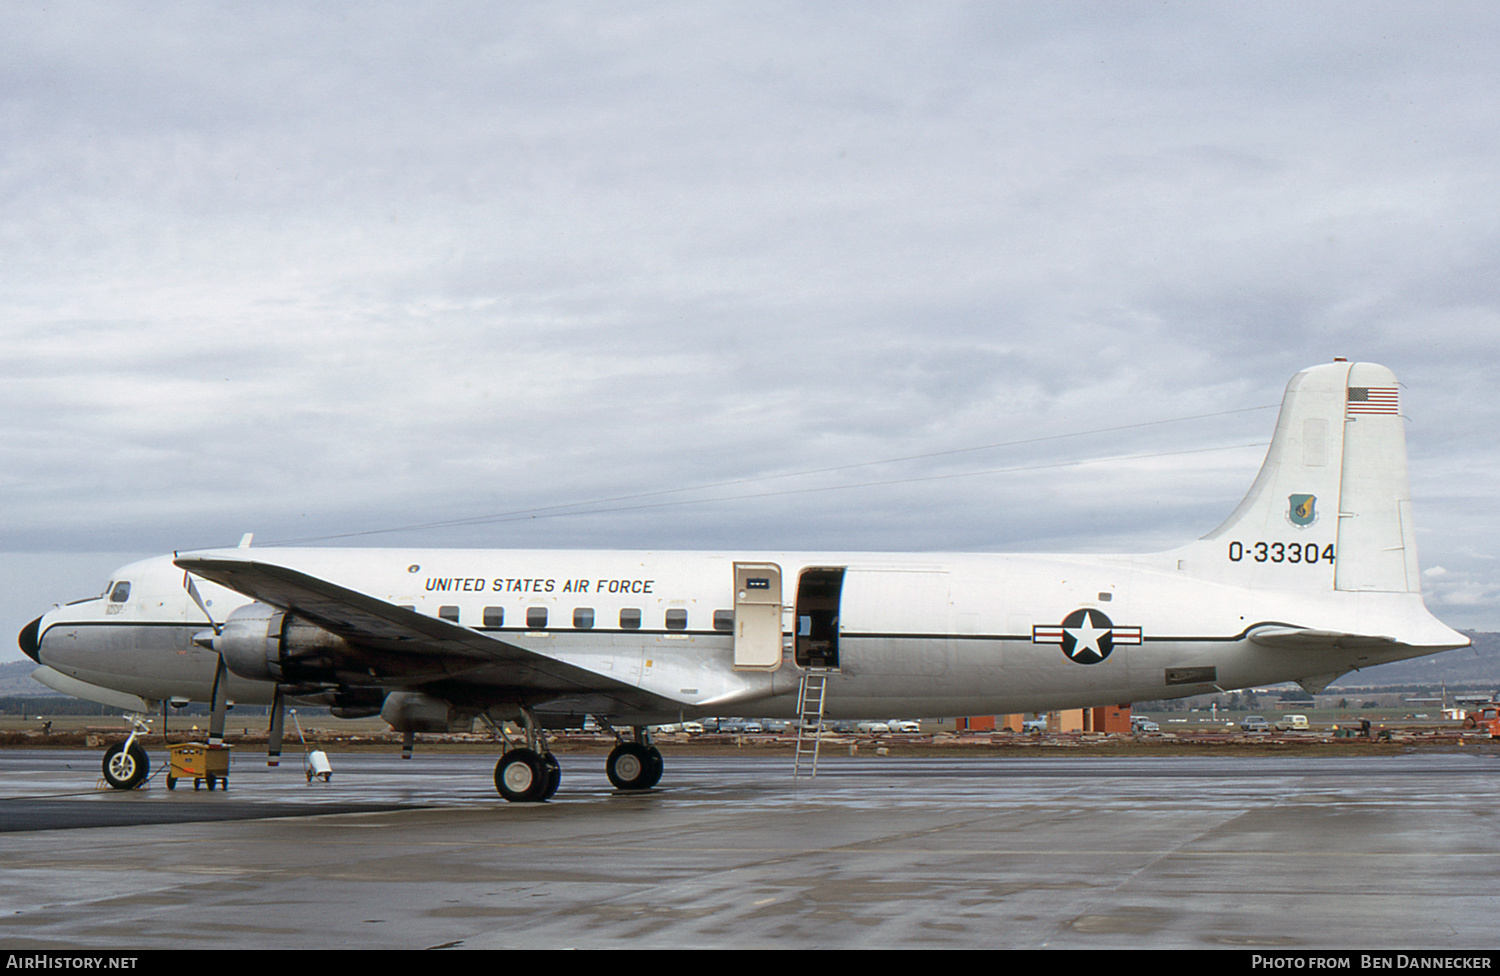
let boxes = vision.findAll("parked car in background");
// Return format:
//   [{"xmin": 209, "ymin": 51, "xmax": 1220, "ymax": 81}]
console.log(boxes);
[{"xmin": 1240, "ymin": 715, "xmax": 1271, "ymax": 733}]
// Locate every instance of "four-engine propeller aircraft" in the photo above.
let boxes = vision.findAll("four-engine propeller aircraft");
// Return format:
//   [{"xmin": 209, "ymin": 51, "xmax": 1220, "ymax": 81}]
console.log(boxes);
[{"xmin": 18, "ymin": 361, "xmax": 1468, "ymax": 800}]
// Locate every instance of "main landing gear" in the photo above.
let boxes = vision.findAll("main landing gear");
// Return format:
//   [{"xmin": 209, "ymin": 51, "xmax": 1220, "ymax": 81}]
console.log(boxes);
[
  {"xmin": 488, "ymin": 712, "xmax": 664, "ymax": 802},
  {"xmin": 491, "ymin": 708, "xmax": 562, "ymax": 803},
  {"xmin": 605, "ymin": 738, "xmax": 663, "ymax": 791},
  {"xmin": 494, "ymin": 748, "xmax": 562, "ymax": 803}
]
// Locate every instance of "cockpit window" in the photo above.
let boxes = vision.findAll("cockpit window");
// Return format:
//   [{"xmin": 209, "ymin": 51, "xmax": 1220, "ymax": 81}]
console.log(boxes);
[{"xmin": 108, "ymin": 581, "xmax": 131, "ymax": 603}]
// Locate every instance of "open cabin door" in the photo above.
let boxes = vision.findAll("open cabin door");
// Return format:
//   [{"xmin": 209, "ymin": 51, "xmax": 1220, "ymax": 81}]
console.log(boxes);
[
  {"xmin": 733, "ymin": 562, "xmax": 783, "ymax": 670},
  {"xmin": 794, "ymin": 567, "xmax": 845, "ymax": 669}
]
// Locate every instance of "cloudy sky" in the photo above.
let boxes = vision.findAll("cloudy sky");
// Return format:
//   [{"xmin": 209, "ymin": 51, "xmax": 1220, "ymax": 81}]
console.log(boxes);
[{"xmin": 4, "ymin": 1, "xmax": 1499, "ymax": 659}]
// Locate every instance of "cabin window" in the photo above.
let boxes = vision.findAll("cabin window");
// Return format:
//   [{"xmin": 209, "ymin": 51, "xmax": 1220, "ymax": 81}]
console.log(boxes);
[
  {"xmin": 665, "ymin": 608, "xmax": 688, "ymax": 630},
  {"xmin": 483, "ymin": 607, "xmax": 503, "ymax": 627},
  {"xmin": 439, "ymin": 605, "xmax": 460, "ymax": 623},
  {"xmin": 573, "ymin": 608, "xmax": 594, "ymax": 629},
  {"xmin": 526, "ymin": 606, "xmax": 548, "ymax": 629},
  {"xmin": 713, "ymin": 609, "xmax": 734, "ymax": 632},
  {"xmin": 108, "ymin": 582, "xmax": 131, "ymax": 603},
  {"xmin": 620, "ymin": 608, "xmax": 641, "ymax": 630}
]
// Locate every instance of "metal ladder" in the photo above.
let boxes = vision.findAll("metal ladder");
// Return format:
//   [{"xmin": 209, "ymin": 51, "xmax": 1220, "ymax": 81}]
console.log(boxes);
[{"xmin": 792, "ymin": 669, "xmax": 830, "ymax": 778}]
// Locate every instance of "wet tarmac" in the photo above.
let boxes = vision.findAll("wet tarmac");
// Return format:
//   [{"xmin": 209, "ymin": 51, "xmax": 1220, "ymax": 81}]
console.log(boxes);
[{"xmin": 2, "ymin": 747, "xmax": 1499, "ymax": 950}]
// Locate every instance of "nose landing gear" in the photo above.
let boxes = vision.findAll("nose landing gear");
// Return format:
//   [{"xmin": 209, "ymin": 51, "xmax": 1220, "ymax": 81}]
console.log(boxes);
[
  {"xmin": 103, "ymin": 740, "xmax": 150, "ymax": 790},
  {"xmin": 101, "ymin": 716, "xmax": 152, "ymax": 790}
]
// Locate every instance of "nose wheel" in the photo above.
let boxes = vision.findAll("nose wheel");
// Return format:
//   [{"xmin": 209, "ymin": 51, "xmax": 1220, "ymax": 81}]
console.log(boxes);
[{"xmin": 102, "ymin": 742, "xmax": 150, "ymax": 790}]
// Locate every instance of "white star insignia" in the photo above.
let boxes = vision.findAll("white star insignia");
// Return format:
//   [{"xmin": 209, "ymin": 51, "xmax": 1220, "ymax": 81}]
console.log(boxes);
[{"xmin": 1065, "ymin": 610, "xmax": 1109, "ymax": 659}]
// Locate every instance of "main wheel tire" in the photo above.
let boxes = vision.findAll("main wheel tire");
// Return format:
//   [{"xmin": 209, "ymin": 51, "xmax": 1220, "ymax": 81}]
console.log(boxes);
[
  {"xmin": 102, "ymin": 742, "xmax": 149, "ymax": 790},
  {"xmin": 495, "ymin": 748, "xmax": 549, "ymax": 802},
  {"xmin": 606, "ymin": 743, "xmax": 659, "ymax": 791},
  {"xmin": 642, "ymin": 746, "xmax": 664, "ymax": 789},
  {"xmin": 541, "ymin": 753, "xmax": 562, "ymax": 800}
]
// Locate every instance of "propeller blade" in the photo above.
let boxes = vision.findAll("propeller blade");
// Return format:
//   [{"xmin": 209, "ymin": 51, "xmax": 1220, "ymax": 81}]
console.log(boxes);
[
  {"xmin": 187, "ymin": 570, "xmax": 231, "ymax": 747},
  {"xmin": 183, "ymin": 572, "xmax": 221, "ymax": 635},
  {"xmin": 268, "ymin": 686, "xmax": 285, "ymax": 767},
  {"xmin": 208, "ymin": 654, "xmax": 228, "ymax": 747}
]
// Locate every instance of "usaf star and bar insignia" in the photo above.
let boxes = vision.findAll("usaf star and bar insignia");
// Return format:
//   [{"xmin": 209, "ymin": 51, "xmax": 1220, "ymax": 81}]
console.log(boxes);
[{"xmin": 1033, "ymin": 608, "xmax": 1142, "ymax": 665}]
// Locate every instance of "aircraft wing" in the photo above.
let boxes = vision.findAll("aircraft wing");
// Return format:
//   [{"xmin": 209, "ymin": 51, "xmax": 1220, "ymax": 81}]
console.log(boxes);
[{"xmin": 173, "ymin": 555, "xmax": 685, "ymax": 713}]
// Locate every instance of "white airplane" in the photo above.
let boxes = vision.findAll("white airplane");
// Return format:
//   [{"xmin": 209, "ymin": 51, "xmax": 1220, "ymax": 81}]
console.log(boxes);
[{"xmin": 18, "ymin": 360, "xmax": 1468, "ymax": 800}]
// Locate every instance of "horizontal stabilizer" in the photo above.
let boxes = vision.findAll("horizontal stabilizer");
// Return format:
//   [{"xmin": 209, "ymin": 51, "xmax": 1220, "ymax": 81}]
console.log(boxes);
[{"xmin": 1246, "ymin": 626, "xmax": 1400, "ymax": 652}]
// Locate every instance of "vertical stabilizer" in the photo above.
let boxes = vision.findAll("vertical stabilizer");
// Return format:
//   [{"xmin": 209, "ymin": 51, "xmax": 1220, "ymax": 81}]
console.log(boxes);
[
  {"xmin": 1332, "ymin": 362, "xmax": 1417, "ymax": 592},
  {"xmin": 1184, "ymin": 361, "xmax": 1418, "ymax": 594}
]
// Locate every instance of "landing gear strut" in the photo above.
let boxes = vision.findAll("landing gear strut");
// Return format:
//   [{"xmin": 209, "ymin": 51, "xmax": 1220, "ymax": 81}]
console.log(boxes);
[{"xmin": 492, "ymin": 708, "xmax": 561, "ymax": 803}]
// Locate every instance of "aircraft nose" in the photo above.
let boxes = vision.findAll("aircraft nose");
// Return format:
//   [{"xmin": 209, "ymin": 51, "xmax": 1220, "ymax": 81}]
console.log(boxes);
[{"xmin": 17, "ymin": 616, "xmax": 43, "ymax": 662}]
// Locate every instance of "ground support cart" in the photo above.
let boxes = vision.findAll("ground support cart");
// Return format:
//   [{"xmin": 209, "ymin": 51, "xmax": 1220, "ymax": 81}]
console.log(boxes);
[{"xmin": 167, "ymin": 742, "xmax": 232, "ymax": 791}]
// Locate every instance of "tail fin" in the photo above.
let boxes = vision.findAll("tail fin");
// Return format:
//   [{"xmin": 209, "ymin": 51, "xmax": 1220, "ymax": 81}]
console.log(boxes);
[{"xmin": 1184, "ymin": 360, "xmax": 1419, "ymax": 593}]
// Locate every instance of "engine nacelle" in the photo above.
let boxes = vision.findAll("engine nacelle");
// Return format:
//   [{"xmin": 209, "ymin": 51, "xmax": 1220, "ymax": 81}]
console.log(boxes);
[
  {"xmin": 280, "ymin": 685, "xmax": 387, "ymax": 718},
  {"xmin": 329, "ymin": 686, "xmax": 388, "ymax": 719},
  {"xmin": 381, "ymin": 692, "xmax": 470, "ymax": 733},
  {"xmin": 216, "ymin": 602, "xmax": 350, "ymax": 685}
]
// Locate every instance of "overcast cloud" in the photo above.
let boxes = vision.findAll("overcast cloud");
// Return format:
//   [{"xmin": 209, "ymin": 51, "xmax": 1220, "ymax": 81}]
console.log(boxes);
[{"xmin": 4, "ymin": 1, "xmax": 1498, "ymax": 659}]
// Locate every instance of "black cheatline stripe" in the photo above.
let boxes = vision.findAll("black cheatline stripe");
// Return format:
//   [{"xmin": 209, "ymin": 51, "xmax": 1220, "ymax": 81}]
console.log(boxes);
[{"xmin": 844, "ymin": 625, "xmax": 1289, "ymax": 644}]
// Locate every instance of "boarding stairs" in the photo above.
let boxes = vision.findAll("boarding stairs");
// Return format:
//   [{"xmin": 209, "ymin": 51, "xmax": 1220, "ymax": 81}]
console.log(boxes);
[{"xmin": 792, "ymin": 669, "xmax": 831, "ymax": 778}]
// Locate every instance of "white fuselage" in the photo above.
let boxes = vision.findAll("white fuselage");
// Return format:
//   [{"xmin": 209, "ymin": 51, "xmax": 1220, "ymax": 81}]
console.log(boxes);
[{"xmin": 29, "ymin": 543, "xmax": 1464, "ymax": 723}]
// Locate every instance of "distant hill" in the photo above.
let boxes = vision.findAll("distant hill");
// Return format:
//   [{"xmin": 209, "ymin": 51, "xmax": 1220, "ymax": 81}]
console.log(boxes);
[{"xmin": 0, "ymin": 660, "xmax": 45, "ymax": 696}]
